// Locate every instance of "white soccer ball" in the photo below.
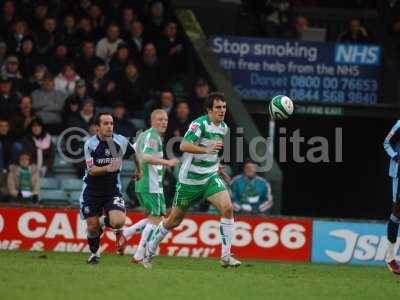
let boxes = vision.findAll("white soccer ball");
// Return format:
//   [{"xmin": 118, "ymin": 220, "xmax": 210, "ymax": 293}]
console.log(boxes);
[{"xmin": 268, "ymin": 95, "xmax": 294, "ymax": 120}]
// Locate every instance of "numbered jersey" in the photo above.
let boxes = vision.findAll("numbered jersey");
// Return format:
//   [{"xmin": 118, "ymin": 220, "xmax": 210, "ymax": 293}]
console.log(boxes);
[
  {"xmin": 179, "ymin": 115, "xmax": 228, "ymax": 185},
  {"xmin": 134, "ymin": 127, "xmax": 164, "ymax": 193}
]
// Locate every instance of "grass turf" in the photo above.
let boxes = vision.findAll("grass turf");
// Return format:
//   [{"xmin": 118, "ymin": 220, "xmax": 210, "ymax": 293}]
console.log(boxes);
[{"xmin": 0, "ymin": 251, "xmax": 399, "ymax": 300}]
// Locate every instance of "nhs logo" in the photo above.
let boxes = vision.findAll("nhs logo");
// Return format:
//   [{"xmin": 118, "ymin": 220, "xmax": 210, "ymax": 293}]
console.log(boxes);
[{"xmin": 334, "ymin": 44, "xmax": 381, "ymax": 65}]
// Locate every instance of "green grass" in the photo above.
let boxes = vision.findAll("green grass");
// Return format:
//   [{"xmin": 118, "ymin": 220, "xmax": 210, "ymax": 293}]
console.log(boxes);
[{"xmin": 0, "ymin": 251, "xmax": 400, "ymax": 300}]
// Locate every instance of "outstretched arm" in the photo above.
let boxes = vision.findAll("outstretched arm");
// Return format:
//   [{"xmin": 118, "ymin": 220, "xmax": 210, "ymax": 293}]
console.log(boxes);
[{"xmin": 384, "ymin": 121, "xmax": 400, "ymax": 161}]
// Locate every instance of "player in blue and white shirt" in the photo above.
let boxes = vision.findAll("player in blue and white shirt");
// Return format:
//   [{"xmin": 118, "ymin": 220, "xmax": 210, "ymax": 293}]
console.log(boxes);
[
  {"xmin": 80, "ymin": 113, "xmax": 141, "ymax": 264},
  {"xmin": 383, "ymin": 120, "xmax": 400, "ymax": 274}
]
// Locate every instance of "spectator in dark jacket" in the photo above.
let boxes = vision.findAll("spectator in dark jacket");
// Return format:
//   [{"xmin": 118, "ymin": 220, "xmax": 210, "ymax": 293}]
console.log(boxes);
[
  {"xmin": 34, "ymin": 16, "xmax": 58, "ymax": 56},
  {"xmin": 0, "ymin": 119, "xmax": 14, "ymax": 170},
  {"xmin": 75, "ymin": 16, "xmax": 101, "ymax": 43},
  {"xmin": 90, "ymin": 61, "xmax": 117, "ymax": 108},
  {"xmin": 22, "ymin": 118, "xmax": 54, "ymax": 177},
  {"xmin": 27, "ymin": 64, "xmax": 48, "ymax": 93},
  {"xmin": 109, "ymin": 43, "xmax": 131, "ymax": 75},
  {"xmin": 157, "ymin": 21, "xmax": 186, "ymax": 78},
  {"xmin": 18, "ymin": 36, "xmax": 41, "ymax": 78},
  {"xmin": 338, "ymin": 18, "xmax": 374, "ymax": 43},
  {"xmin": 46, "ymin": 42, "xmax": 70, "ymax": 76},
  {"xmin": 0, "ymin": 118, "xmax": 15, "ymax": 201},
  {"xmin": 0, "ymin": 75, "xmax": 20, "ymax": 118},
  {"xmin": 166, "ymin": 100, "xmax": 191, "ymax": 156},
  {"xmin": 126, "ymin": 20, "xmax": 146, "ymax": 60},
  {"xmin": 9, "ymin": 96, "xmax": 36, "ymax": 140},
  {"xmin": 145, "ymin": 1, "xmax": 168, "ymax": 41},
  {"xmin": 145, "ymin": 88, "xmax": 175, "ymax": 126},
  {"xmin": 141, "ymin": 42, "xmax": 164, "ymax": 92},
  {"xmin": 0, "ymin": 1, "xmax": 16, "ymax": 38},
  {"xmin": 66, "ymin": 98, "xmax": 95, "ymax": 132},
  {"xmin": 74, "ymin": 40, "xmax": 104, "ymax": 79},
  {"xmin": 6, "ymin": 18, "xmax": 30, "ymax": 54},
  {"xmin": 189, "ymin": 78, "xmax": 209, "ymax": 118},
  {"xmin": 112, "ymin": 102, "xmax": 137, "ymax": 138},
  {"xmin": 116, "ymin": 60, "xmax": 148, "ymax": 113},
  {"xmin": 58, "ymin": 14, "xmax": 80, "ymax": 52}
]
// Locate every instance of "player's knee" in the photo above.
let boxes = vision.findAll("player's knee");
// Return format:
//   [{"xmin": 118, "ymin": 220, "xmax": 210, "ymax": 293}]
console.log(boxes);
[
  {"xmin": 165, "ymin": 216, "xmax": 183, "ymax": 229},
  {"xmin": 220, "ymin": 202, "xmax": 233, "ymax": 218},
  {"xmin": 110, "ymin": 219, "xmax": 125, "ymax": 229},
  {"xmin": 393, "ymin": 202, "xmax": 400, "ymax": 218},
  {"xmin": 87, "ymin": 223, "xmax": 99, "ymax": 234}
]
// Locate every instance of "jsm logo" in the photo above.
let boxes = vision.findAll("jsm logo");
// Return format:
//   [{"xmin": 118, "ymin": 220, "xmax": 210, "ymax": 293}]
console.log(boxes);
[
  {"xmin": 324, "ymin": 229, "xmax": 393, "ymax": 264},
  {"xmin": 334, "ymin": 45, "xmax": 380, "ymax": 65}
]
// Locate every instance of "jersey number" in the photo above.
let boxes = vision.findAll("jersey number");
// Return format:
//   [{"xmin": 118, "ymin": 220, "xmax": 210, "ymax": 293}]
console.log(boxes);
[{"xmin": 113, "ymin": 197, "xmax": 125, "ymax": 208}]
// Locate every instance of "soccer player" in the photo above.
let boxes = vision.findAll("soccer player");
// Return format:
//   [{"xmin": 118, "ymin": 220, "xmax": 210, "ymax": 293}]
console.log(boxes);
[
  {"xmin": 384, "ymin": 120, "xmax": 400, "ymax": 274},
  {"xmin": 80, "ymin": 112, "xmax": 141, "ymax": 264},
  {"xmin": 147, "ymin": 92, "xmax": 241, "ymax": 268},
  {"xmin": 116, "ymin": 109, "xmax": 177, "ymax": 268}
]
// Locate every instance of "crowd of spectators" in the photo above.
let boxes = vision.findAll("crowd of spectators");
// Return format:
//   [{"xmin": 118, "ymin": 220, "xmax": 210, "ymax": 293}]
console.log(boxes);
[
  {"xmin": 0, "ymin": 0, "xmax": 276, "ymax": 214},
  {"xmin": 0, "ymin": 0, "xmax": 205, "ymax": 203}
]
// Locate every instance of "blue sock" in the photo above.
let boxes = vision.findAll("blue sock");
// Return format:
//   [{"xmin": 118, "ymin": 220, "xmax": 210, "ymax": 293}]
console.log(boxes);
[{"xmin": 388, "ymin": 214, "xmax": 400, "ymax": 244}]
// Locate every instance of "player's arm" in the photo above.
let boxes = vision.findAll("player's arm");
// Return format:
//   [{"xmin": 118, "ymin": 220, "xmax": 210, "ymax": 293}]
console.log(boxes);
[
  {"xmin": 88, "ymin": 160, "xmax": 120, "ymax": 176},
  {"xmin": 180, "ymin": 121, "xmax": 223, "ymax": 154},
  {"xmin": 141, "ymin": 134, "xmax": 178, "ymax": 167},
  {"xmin": 384, "ymin": 121, "xmax": 400, "ymax": 161},
  {"xmin": 125, "ymin": 139, "xmax": 142, "ymax": 180},
  {"xmin": 84, "ymin": 141, "xmax": 119, "ymax": 176},
  {"xmin": 141, "ymin": 154, "xmax": 177, "ymax": 167},
  {"xmin": 258, "ymin": 180, "xmax": 273, "ymax": 213}
]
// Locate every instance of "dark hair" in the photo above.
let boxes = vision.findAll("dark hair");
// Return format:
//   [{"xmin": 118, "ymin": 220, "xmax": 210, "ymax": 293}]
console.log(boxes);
[
  {"xmin": 206, "ymin": 92, "xmax": 226, "ymax": 110},
  {"xmin": 113, "ymin": 101, "xmax": 125, "ymax": 109},
  {"xmin": 28, "ymin": 117, "xmax": 47, "ymax": 138},
  {"xmin": 95, "ymin": 113, "xmax": 113, "ymax": 126},
  {"xmin": 18, "ymin": 151, "xmax": 31, "ymax": 161}
]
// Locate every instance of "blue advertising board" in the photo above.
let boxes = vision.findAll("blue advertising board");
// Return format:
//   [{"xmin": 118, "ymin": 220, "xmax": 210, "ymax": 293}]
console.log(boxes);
[
  {"xmin": 209, "ymin": 36, "xmax": 381, "ymax": 104},
  {"xmin": 312, "ymin": 220, "xmax": 396, "ymax": 265}
]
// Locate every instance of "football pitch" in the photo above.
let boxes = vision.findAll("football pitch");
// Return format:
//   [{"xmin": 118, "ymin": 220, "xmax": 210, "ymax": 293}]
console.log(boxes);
[{"xmin": 1, "ymin": 251, "xmax": 399, "ymax": 300}]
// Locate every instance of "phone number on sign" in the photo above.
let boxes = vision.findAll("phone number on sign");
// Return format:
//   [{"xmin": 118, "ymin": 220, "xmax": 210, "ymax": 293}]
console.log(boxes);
[{"xmin": 290, "ymin": 76, "xmax": 378, "ymax": 92}]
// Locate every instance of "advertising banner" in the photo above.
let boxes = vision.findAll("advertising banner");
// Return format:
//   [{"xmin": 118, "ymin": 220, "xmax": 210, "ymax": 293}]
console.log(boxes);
[
  {"xmin": 0, "ymin": 207, "xmax": 312, "ymax": 261},
  {"xmin": 209, "ymin": 36, "xmax": 381, "ymax": 104},
  {"xmin": 312, "ymin": 220, "xmax": 393, "ymax": 265}
]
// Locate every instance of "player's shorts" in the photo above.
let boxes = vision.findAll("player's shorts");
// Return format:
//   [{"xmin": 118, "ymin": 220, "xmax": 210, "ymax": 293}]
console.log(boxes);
[
  {"xmin": 393, "ymin": 178, "xmax": 400, "ymax": 203},
  {"xmin": 80, "ymin": 188, "xmax": 126, "ymax": 220},
  {"xmin": 137, "ymin": 192, "xmax": 166, "ymax": 216},
  {"xmin": 173, "ymin": 174, "xmax": 227, "ymax": 211}
]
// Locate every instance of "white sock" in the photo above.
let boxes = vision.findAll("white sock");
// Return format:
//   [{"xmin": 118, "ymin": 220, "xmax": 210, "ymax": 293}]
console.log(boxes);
[
  {"xmin": 122, "ymin": 218, "xmax": 149, "ymax": 240},
  {"xmin": 386, "ymin": 242, "xmax": 395, "ymax": 262},
  {"xmin": 134, "ymin": 223, "xmax": 156, "ymax": 261},
  {"xmin": 148, "ymin": 222, "xmax": 169, "ymax": 255},
  {"xmin": 220, "ymin": 218, "xmax": 234, "ymax": 258}
]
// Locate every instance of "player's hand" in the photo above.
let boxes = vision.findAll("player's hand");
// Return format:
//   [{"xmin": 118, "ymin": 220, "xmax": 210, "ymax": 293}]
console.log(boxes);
[
  {"xmin": 166, "ymin": 159, "xmax": 179, "ymax": 168},
  {"xmin": 208, "ymin": 141, "xmax": 223, "ymax": 154},
  {"xmin": 106, "ymin": 159, "xmax": 121, "ymax": 173},
  {"xmin": 241, "ymin": 204, "xmax": 252, "ymax": 212},
  {"xmin": 134, "ymin": 168, "xmax": 143, "ymax": 180},
  {"xmin": 218, "ymin": 165, "xmax": 231, "ymax": 182}
]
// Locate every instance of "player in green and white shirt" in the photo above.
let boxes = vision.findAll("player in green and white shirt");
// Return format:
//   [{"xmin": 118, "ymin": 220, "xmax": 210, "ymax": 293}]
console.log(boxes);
[
  {"xmin": 147, "ymin": 92, "xmax": 241, "ymax": 268},
  {"xmin": 117, "ymin": 109, "xmax": 177, "ymax": 267}
]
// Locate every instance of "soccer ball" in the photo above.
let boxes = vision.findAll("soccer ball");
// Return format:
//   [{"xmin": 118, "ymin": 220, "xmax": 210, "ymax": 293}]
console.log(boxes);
[{"xmin": 268, "ymin": 95, "xmax": 294, "ymax": 120}]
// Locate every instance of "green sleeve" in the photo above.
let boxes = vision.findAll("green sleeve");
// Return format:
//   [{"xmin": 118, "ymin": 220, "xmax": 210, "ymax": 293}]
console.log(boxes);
[
  {"xmin": 183, "ymin": 121, "xmax": 202, "ymax": 143},
  {"xmin": 143, "ymin": 131, "xmax": 158, "ymax": 155}
]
